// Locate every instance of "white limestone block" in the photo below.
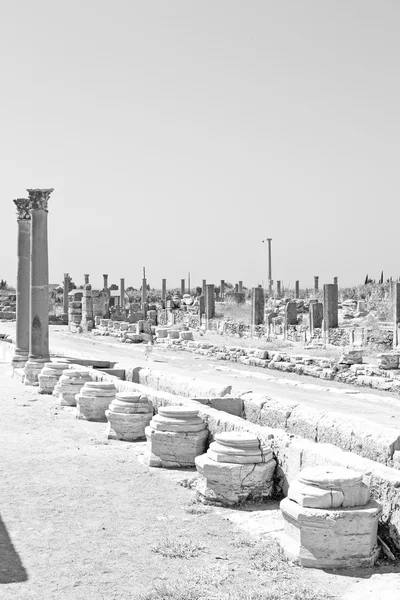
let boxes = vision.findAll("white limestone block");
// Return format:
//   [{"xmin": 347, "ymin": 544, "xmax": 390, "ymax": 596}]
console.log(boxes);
[
  {"xmin": 280, "ymin": 497, "xmax": 381, "ymax": 569},
  {"xmin": 195, "ymin": 453, "xmax": 275, "ymax": 506}
]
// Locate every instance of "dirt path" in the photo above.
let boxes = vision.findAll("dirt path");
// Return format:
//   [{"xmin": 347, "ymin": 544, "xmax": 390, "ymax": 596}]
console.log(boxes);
[{"xmin": 2, "ymin": 362, "xmax": 400, "ymax": 599}]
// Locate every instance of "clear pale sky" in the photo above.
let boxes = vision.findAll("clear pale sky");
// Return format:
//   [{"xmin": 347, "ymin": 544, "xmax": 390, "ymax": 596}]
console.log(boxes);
[{"xmin": 1, "ymin": 1, "xmax": 399, "ymax": 291}]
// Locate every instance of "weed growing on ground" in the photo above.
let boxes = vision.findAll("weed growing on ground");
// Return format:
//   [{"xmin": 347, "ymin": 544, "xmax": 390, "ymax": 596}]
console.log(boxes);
[
  {"xmin": 183, "ymin": 504, "xmax": 209, "ymax": 515},
  {"xmin": 151, "ymin": 537, "xmax": 207, "ymax": 559}
]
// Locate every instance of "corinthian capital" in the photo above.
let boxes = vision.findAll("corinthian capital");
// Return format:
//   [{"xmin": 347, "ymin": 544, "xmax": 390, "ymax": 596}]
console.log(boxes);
[
  {"xmin": 13, "ymin": 198, "xmax": 31, "ymax": 220},
  {"xmin": 26, "ymin": 188, "xmax": 54, "ymax": 210}
]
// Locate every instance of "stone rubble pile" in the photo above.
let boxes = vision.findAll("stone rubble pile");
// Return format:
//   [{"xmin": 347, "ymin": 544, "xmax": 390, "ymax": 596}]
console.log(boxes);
[
  {"xmin": 53, "ymin": 369, "xmax": 92, "ymax": 406},
  {"xmin": 280, "ymin": 466, "xmax": 381, "ymax": 569},
  {"xmin": 195, "ymin": 431, "xmax": 275, "ymax": 506},
  {"xmin": 144, "ymin": 405, "xmax": 208, "ymax": 468},
  {"xmin": 106, "ymin": 392, "xmax": 153, "ymax": 441}
]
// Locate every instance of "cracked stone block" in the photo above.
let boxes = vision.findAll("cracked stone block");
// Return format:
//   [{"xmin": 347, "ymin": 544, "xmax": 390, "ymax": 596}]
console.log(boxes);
[
  {"xmin": 195, "ymin": 454, "xmax": 275, "ymax": 506},
  {"xmin": 288, "ymin": 467, "xmax": 370, "ymax": 508},
  {"xmin": 53, "ymin": 369, "xmax": 93, "ymax": 406},
  {"xmin": 76, "ymin": 381, "xmax": 117, "ymax": 421},
  {"xmin": 106, "ymin": 392, "xmax": 153, "ymax": 441},
  {"xmin": 38, "ymin": 362, "xmax": 70, "ymax": 394},
  {"xmin": 144, "ymin": 406, "xmax": 208, "ymax": 468},
  {"xmin": 280, "ymin": 497, "xmax": 381, "ymax": 569},
  {"xmin": 194, "ymin": 432, "xmax": 275, "ymax": 505}
]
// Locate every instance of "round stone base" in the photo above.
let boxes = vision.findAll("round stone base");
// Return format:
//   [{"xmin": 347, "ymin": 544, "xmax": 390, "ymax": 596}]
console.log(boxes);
[
  {"xmin": 279, "ymin": 497, "xmax": 381, "ymax": 569},
  {"xmin": 144, "ymin": 426, "xmax": 208, "ymax": 468},
  {"xmin": 76, "ymin": 395, "xmax": 113, "ymax": 421},
  {"xmin": 106, "ymin": 410, "xmax": 152, "ymax": 441},
  {"xmin": 195, "ymin": 454, "xmax": 276, "ymax": 506},
  {"xmin": 24, "ymin": 360, "xmax": 48, "ymax": 386},
  {"xmin": 12, "ymin": 353, "xmax": 28, "ymax": 369}
]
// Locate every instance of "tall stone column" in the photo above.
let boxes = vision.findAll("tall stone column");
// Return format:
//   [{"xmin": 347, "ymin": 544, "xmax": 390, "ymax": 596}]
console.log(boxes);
[
  {"xmin": 12, "ymin": 199, "xmax": 31, "ymax": 368},
  {"xmin": 120, "ymin": 278, "xmax": 125, "ymax": 313},
  {"xmin": 238, "ymin": 281, "xmax": 243, "ymax": 293},
  {"xmin": 314, "ymin": 276, "xmax": 319, "ymax": 295},
  {"xmin": 393, "ymin": 283, "xmax": 400, "ymax": 348},
  {"xmin": 202, "ymin": 279, "xmax": 206, "ymax": 297},
  {"xmin": 251, "ymin": 287, "xmax": 265, "ymax": 327},
  {"xmin": 103, "ymin": 274, "xmax": 108, "ymax": 289},
  {"xmin": 24, "ymin": 188, "xmax": 53, "ymax": 385},
  {"xmin": 180, "ymin": 279, "xmax": 185, "ymax": 296},
  {"xmin": 63, "ymin": 273, "xmax": 70, "ymax": 315},
  {"xmin": 161, "ymin": 279, "xmax": 167, "ymax": 302},
  {"xmin": 295, "ymin": 280, "xmax": 300, "ymax": 299},
  {"xmin": 276, "ymin": 281, "xmax": 282, "ymax": 298},
  {"xmin": 267, "ymin": 238, "xmax": 272, "ymax": 292},
  {"xmin": 220, "ymin": 280, "xmax": 225, "ymax": 299},
  {"xmin": 84, "ymin": 274, "xmax": 89, "ymax": 286}
]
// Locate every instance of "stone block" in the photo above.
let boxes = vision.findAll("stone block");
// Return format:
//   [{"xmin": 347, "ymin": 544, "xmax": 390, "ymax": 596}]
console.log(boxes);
[
  {"xmin": 195, "ymin": 454, "xmax": 275, "ymax": 506},
  {"xmin": 179, "ymin": 331, "xmax": 194, "ymax": 341},
  {"xmin": 280, "ymin": 497, "xmax": 381, "ymax": 569},
  {"xmin": 167, "ymin": 330, "xmax": 180, "ymax": 339},
  {"xmin": 339, "ymin": 348, "xmax": 363, "ymax": 365},
  {"xmin": 377, "ymin": 353, "xmax": 399, "ymax": 370}
]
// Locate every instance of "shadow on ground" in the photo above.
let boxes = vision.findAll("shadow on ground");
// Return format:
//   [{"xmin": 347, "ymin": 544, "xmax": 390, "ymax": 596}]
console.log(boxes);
[{"xmin": 0, "ymin": 515, "xmax": 28, "ymax": 584}]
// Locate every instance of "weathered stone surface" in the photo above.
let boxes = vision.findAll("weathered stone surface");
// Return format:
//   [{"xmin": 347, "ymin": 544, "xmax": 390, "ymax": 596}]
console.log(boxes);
[
  {"xmin": 280, "ymin": 497, "xmax": 381, "ymax": 569},
  {"xmin": 155, "ymin": 328, "xmax": 168, "ymax": 338},
  {"xmin": 288, "ymin": 467, "xmax": 370, "ymax": 508},
  {"xmin": 144, "ymin": 405, "xmax": 208, "ymax": 467},
  {"xmin": 76, "ymin": 381, "xmax": 117, "ymax": 421},
  {"xmin": 377, "ymin": 353, "xmax": 399, "ymax": 370},
  {"xmin": 195, "ymin": 453, "xmax": 275, "ymax": 506},
  {"xmin": 106, "ymin": 391, "xmax": 153, "ymax": 440},
  {"xmin": 339, "ymin": 348, "xmax": 363, "ymax": 365},
  {"xmin": 53, "ymin": 369, "xmax": 92, "ymax": 406},
  {"xmin": 167, "ymin": 330, "xmax": 180, "ymax": 339},
  {"xmin": 38, "ymin": 362, "xmax": 70, "ymax": 393},
  {"xmin": 207, "ymin": 431, "xmax": 273, "ymax": 464},
  {"xmin": 179, "ymin": 331, "xmax": 194, "ymax": 341}
]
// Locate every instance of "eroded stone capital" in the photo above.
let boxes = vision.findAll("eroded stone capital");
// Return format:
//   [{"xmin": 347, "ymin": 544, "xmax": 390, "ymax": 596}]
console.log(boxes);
[
  {"xmin": 26, "ymin": 188, "xmax": 54, "ymax": 211},
  {"xmin": 13, "ymin": 198, "xmax": 31, "ymax": 220}
]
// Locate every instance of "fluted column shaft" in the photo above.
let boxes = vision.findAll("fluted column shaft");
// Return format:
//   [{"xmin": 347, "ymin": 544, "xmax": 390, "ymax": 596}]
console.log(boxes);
[
  {"xmin": 12, "ymin": 199, "xmax": 31, "ymax": 368},
  {"xmin": 24, "ymin": 188, "xmax": 53, "ymax": 385}
]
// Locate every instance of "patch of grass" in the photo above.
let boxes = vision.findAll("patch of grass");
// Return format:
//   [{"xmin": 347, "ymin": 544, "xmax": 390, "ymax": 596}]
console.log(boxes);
[
  {"xmin": 151, "ymin": 537, "xmax": 207, "ymax": 559},
  {"xmin": 183, "ymin": 504, "xmax": 209, "ymax": 515},
  {"xmin": 215, "ymin": 300, "xmax": 252, "ymax": 326}
]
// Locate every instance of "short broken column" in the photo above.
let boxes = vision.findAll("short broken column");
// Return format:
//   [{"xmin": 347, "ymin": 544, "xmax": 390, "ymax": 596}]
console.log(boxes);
[
  {"xmin": 76, "ymin": 381, "xmax": 118, "ymax": 421},
  {"xmin": 180, "ymin": 279, "xmax": 185, "ymax": 296},
  {"xmin": 205, "ymin": 284, "xmax": 215, "ymax": 320},
  {"xmin": 144, "ymin": 406, "xmax": 208, "ymax": 468},
  {"xmin": 12, "ymin": 199, "xmax": 31, "ymax": 368},
  {"xmin": 38, "ymin": 361, "xmax": 70, "ymax": 394},
  {"xmin": 285, "ymin": 301, "xmax": 297, "ymax": 326},
  {"xmin": 309, "ymin": 301, "xmax": 323, "ymax": 335},
  {"xmin": 280, "ymin": 467, "xmax": 381, "ymax": 569},
  {"xmin": 106, "ymin": 392, "xmax": 153, "ymax": 441},
  {"xmin": 84, "ymin": 274, "xmax": 89, "ymax": 286},
  {"xmin": 24, "ymin": 188, "xmax": 54, "ymax": 385},
  {"xmin": 53, "ymin": 369, "xmax": 92, "ymax": 406},
  {"xmin": 251, "ymin": 287, "xmax": 264, "ymax": 326},
  {"xmin": 195, "ymin": 432, "xmax": 275, "ymax": 506},
  {"xmin": 238, "ymin": 280, "xmax": 243, "ymax": 293},
  {"xmin": 220, "ymin": 279, "xmax": 225, "ymax": 299},
  {"xmin": 323, "ymin": 283, "xmax": 339, "ymax": 329}
]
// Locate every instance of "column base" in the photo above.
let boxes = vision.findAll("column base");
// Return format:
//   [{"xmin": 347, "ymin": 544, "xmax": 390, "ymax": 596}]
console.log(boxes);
[
  {"xmin": 12, "ymin": 353, "xmax": 29, "ymax": 369},
  {"xmin": 24, "ymin": 359, "xmax": 48, "ymax": 386}
]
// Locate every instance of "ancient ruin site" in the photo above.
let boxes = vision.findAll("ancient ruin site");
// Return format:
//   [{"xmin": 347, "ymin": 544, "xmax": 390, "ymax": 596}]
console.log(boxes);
[
  {"xmin": 1, "ymin": 188, "xmax": 400, "ymax": 600},
  {"xmin": 2, "ymin": 4, "xmax": 400, "ymax": 600}
]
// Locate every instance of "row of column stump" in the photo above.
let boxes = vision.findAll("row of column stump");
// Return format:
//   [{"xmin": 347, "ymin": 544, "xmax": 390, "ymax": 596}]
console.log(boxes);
[{"xmin": 37, "ymin": 362, "xmax": 381, "ymax": 570}]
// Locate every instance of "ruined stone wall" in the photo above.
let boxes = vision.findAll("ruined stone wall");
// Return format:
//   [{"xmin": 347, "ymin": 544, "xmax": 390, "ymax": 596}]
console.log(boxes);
[{"xmin": 92, "ymin": 290, "xmax": 109, "ymax": 318}]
